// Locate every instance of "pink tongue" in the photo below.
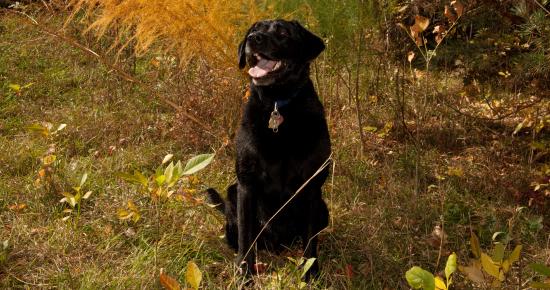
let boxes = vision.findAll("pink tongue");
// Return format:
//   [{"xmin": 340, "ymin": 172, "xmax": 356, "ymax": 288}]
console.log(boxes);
[{"xmin": 248, "ymin": 58, "xmax": 277, "ymax": 78}]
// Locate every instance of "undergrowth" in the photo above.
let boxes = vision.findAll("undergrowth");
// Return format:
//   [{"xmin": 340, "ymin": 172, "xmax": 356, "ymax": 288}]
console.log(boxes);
[{"xmin": 0, "ymin": 1, "xmax": 548, "ymax": 289}]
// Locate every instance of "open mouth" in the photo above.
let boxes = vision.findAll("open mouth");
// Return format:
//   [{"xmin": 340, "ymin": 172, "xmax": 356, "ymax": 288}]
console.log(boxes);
[{"xmin": 248, "ymin": 53, "xmax": 282, "ymax": 79}]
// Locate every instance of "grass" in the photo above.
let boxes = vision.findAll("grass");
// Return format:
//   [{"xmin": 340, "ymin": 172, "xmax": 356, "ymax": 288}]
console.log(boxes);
[{"xmin": 1, "ymin": 6, "xmax": 549, "ymax": 290}]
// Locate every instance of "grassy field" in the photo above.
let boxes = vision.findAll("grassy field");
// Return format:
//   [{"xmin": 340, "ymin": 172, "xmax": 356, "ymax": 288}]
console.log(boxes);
[{"xmin": 1, "ymin": 5, "xmax": 549, "ymax": 290}]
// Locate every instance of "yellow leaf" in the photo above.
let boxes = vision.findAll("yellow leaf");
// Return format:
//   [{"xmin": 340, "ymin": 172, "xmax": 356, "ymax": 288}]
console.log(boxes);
[
  {"xmin": 42, "ymin": 155, "xmax": 56, "ymax": 165},
  {"xmin": 481, "ymin": 253, "xmax": 501, "ymax": 280},
  {"xmin": 470, "ymin": 233, "xmax": 481, "ymax": 258},
  {"xmin": 502, "ymin": 259, "xmax": 510, "ymax": 273},
  {"xmin": 185, "ymin": 261, "xmax": 202, "ymax": 290},
  {"xmin": 435, "ymin": 276, "xmax": 447, "ymax": 290},
  {"xmin": 411, "ymin": 15, "xmax": 430, "ymax": 33},
  {"xmin": 446, "ymin": 166, "xmax": 464, "ymax": 177},
  {"xmin": 117, "ymin": 209, "xmax": 132, "ymax": 220},
  {"xmin": 507, "ymin": 245, "xmax": 522, "ymax": 264},
  {"xmin": 160, "ymin": 272, "xmax": 181, "ymax": 290}
]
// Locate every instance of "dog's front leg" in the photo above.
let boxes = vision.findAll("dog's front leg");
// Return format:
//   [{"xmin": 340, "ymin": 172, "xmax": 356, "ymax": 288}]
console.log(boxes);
[
  {"xmin": 236, "ymin": 184, "xmax": 256, "ymax": 276},
  {"xmin": 302, "ymin": 202, "xmax": 320, "ymax": 280}
]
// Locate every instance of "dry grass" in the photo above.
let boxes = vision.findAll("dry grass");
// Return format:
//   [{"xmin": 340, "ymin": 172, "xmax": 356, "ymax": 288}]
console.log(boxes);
[{"xmin": 1, "ymin": 5, "xmax": 549, "ymax": 290}]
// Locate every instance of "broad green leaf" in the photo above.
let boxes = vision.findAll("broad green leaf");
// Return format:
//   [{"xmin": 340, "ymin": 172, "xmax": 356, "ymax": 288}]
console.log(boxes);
[
  {"xmin": 134, "ymin": 171, "xmax": 148, "ymax": 187},
  {"xmin": 301, "ymin": 258, "xmax": 316, "ymax": 278},
  {"xmin": 183, "ymin": 153, "xmax": 214, "ymax": 175},
  {"xmin": 80, "ymin": 173, "xmax": 88, "ymax": 187},
  {"xmin": 508, "ymin": 245, "xmax": 522, "ymax": 264},
  {"xmin": 481, "ymin": 253, "xmax": 501, "ymax": 280},
  {"xmin": 445, "ymin": 253, "xmax": 457, "ymax": 281},
  {"xmin": 530, "ymin": 281, "xmax": 550, "ymax": 289},
  {"xmin": 363, "ymin": 126, "xmax": 378, "ymax": 132},
  {"xmin": 470, "ymin": 233, "xmax": 481, "ymax": 259},
  {"xmin": 406, "ymin": 266, "xmax": 435, "ymax": 290},
  {"xmin": 155, "ymin": 175, "xmax": 166, "ymax": 186},
  {"xmin": 530, "ymin": 263, "xmax": 550, "ymax": 277},
  {"xmin": 492, "ymin": 243, "xmax": 505, "ymax": 263},
  {"xmin": 185, "ymin": 261, "xmax": 202, "ymax": 290},
  {"xmin": 164, "ymin": 162, "xmax": 174, "ymax": 184},
  {"xmin": 435, "ymin": 276, "xmax": 446, "ymax": 290},
  {"xmin": 117, "ymin": 172, "xmax": 143, "ymax": 185},
  {"xmin": 159, "ymin": 272, "xmax": 181, "ymax": 290},
  {"xmin": 27, "ymin": 123, "xmax": 50, "ymax": 137}
]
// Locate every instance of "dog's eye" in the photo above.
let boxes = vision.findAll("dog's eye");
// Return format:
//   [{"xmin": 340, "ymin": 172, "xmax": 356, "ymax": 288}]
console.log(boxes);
[{"xmin": 279, "ymin": 31, "xmax": 289, "ymax": 37}]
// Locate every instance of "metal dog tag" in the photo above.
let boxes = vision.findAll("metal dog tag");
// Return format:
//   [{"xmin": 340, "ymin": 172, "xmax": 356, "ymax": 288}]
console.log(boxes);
[{"xmin": 268, "ymin": 103, "xmax": 284, "ymax": 133}]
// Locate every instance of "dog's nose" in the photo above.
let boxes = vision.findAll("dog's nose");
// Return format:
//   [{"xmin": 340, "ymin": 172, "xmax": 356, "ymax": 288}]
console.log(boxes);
[{"xmin": 247, "ymin": 33, "xmax": 263, "ymax": 44}]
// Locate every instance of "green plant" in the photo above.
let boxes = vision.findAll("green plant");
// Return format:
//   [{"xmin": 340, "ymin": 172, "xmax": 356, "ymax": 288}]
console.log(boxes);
[
  {"xmin": 28, "ymin": 122, "xmax": 67, "ymax": 194},
  {"xmin": 459, "ymin": 232, "xmax": 522, "ymax": 288},
  {"xmin": 406, "ymin": 253, "xmax": 457, "ymax": 290},
  {"xmin": 2, "ymin": 83, "xmax": 32, "ymax": 113},
  {"xmin": 529, "ymin": 263, "xmax": 550, "ymax": 289},
  {"xmin": 117, "ymin": 200, "xmax": 141, "ymax": 223},
  {"xmin": 117, "ymin": 153, "xmax": 214, "ymax": 201},
  {"xmin": 59, "ymin": 172, "xmax": 93, "ymax": 228}
]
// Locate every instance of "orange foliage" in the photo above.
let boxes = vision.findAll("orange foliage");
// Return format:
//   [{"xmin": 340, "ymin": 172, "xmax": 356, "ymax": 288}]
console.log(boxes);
[{"xmin": 67, "ymin": 0, "xmax": 272, "ymax": 67}]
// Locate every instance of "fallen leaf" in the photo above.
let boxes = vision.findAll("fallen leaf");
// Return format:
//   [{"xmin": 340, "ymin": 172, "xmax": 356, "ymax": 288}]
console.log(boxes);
[
  {"xmin": 451, "ymin": 0, "xmax": 464, "ymax": 17},
  {"xmin": 185, "ymin": 261, "xmax": 202, "ymax": 290},
  {"xmin": 407, "ymin": 51, "xmax": 415, "ymax": 63},
  {"xmin": 160, "ymin": 272, "xmax": 181, "ymax": 290},
  {"xmin": 411, "ymin": 15, "xmax": 430, "ymax": 33},
  {"xmin": 444, "ymin": 5, "xmax": 457, "ymax": 23}
]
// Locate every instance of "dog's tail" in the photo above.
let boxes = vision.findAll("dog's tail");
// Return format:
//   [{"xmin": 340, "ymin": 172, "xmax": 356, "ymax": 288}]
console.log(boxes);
[{"xmin": 205, "ymin": 188, "xmax": 225, "ymax": 212}]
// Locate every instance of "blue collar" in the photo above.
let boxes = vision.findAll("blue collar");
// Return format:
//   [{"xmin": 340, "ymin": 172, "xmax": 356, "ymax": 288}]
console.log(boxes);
[
  {"xmin": 272, "ymin": 85, "xmax": 303, "ymax": 109},
  {"xmin": 275, "ymin": 98, "xmax": 291, "ymax": 108}
]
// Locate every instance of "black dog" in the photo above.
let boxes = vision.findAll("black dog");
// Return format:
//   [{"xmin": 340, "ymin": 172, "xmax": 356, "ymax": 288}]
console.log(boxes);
[{"xmin": 207, "ymin": 19, "xmax": 331, "ymax": 279}]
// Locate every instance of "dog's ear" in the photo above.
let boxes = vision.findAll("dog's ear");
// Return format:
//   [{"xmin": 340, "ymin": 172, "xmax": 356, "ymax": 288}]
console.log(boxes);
[
  {"xmin": 293, "ymin": 21, "xmax": 325, "ymax": 61},
  {"xmin": 238, "ymin": 25, "xmax": 254, "ymax": 69},
  {"xmin": 238, "ymin": 37, "xmax": 247, "ymax": 69}
]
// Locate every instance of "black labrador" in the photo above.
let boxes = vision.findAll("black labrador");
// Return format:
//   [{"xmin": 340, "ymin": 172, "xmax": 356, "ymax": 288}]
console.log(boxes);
[{"xmin": 207, "ymin": 19, "xmax": 331, "ymax": 279}]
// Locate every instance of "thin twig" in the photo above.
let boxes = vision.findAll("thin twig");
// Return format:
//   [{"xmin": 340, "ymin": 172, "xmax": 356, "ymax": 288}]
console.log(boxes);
[
  {"xmin": 532, "ymin": 0, "xmax": 550, "ymax": 15},
  {"xmin": 7, "ymin": 272, "xmax": 52, "ymax": 288},
  {"xmin": 241, "ymin": 153, "xmax": 333, "ymax": 262}
]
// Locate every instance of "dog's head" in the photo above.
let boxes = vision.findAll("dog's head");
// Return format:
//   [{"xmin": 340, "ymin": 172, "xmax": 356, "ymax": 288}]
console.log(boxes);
[{"xmin": 238, "ymin": 19, "xmax": 325, "ymax": 86}]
